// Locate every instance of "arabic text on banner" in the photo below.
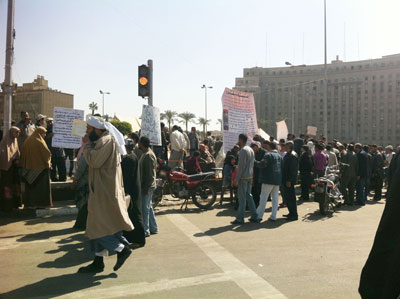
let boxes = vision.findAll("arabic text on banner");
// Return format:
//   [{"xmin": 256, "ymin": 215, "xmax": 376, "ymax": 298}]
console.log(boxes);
[
  {"xmin": 140, "ymin": 105, "xmax": 162, "ymax": 146},
  {"xmin": 52, "ymin": 107, "xmax": 84, "ymax": 149},
  {"xmin": 221, "ymin": 88, "xmax": 259, "ymax": 153}
]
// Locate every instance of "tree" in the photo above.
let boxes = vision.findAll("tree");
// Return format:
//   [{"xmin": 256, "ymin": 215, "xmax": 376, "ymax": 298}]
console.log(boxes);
[
  {"xmin": 217, "ymin": 118, "xmax": 222, "ymax": 132},
  {"xmin": 197, "ymin": 117, "xmax": 210, "ymax": 139},
  {"xmin": 160, "ymin": 110, "xmax": 178, "ymax": 130},
  {"xmin": 178, "ymin": 112, "xmax": 196, "ymax": 132},
  {"xmin": 110, "ymin": 119, "xmax": 133, "ymax": 136},
  {"xmin": 89, "ymin": 101, "xmax": 98, "ymax": 115}
]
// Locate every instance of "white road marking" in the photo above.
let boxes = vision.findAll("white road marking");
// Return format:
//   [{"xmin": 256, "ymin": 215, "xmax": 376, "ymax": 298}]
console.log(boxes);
[
  {"xmin": 39, "ymin": 273, "xmax": 231, "ymax": 299},
  {"xmin": 167, "ymin": 214, "xmax": 287, "ymax": 299}
]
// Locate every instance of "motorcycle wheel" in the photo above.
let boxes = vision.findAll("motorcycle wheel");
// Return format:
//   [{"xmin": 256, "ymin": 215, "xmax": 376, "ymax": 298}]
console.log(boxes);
[
  {"xmin": 192, "ymin": 183, "xmax": 216, "ymax": 210},
  {"xmin": 152, "ymin": 186, "xmax": 164, "ymax": 209},
  {"xmin": 319, "ymin": 194, "xmax": 329, "ymax": 215}
]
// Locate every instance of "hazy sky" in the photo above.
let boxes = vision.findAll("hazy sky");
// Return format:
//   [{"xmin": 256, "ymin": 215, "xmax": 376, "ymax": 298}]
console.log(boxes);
[{"xmin": 1, "ymin": 0, "xmax": 400, "ymax": 130}]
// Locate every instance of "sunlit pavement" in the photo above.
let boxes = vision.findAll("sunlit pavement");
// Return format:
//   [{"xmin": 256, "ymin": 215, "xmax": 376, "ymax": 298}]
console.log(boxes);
[{"xmin": 0, "ymin": 196, "xmax": 385, "ymax": 299}]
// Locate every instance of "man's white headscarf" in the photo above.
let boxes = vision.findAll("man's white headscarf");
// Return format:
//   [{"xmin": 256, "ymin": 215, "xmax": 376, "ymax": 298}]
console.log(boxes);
[{"xmin": 87, "ymin": 116, "xmax": 127, "ymax": 156}]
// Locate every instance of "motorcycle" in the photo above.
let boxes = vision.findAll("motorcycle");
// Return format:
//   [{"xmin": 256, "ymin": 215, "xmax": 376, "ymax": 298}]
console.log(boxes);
[
  {"xmin": 152, "ymin": 158, "xmax": 217, "ymax": 210},
  {"xmin": 312, "ymin": 163, "xmax": 349, "ymax": 215}
]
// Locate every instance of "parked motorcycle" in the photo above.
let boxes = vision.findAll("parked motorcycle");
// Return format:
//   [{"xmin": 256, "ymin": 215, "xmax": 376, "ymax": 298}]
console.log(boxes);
[
  {"xmin": 312, "ymin": 163, "xmax": 349, "ymax": 215},
  {"xmin": 152, "ymin": 158, "xmax": 217, "ymax": 210}
]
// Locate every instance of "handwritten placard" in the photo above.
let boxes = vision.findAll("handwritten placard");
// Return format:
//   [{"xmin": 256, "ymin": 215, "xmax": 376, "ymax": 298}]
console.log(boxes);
[
  {"xmin": 140, "ymin": 105, "xmax": 161, "ymax": 146},
  {"xmin": 72, "ymin": 119, "xmax": 87, "ymax": 137},
  {"xmin": 52, "ymin": 107, "xmax": 84, "ymax": 149}
]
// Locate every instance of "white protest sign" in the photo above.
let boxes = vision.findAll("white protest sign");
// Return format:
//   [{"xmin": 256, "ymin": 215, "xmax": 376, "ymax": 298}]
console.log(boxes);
[
  {"xmin": 52, "ymin": 107, "xmax": 84, "ymax": 149},
  {"xmin": 276, "ymin": 120, "xmax": 288, "ymax": 142},
  {"xmin": 221, "ymin": 88, "xmax": 259, "ymax": 153},
  {"xmin": 72, "ymin": 119, "xmax": 87, "ymax": 137},
  {"xmin": 306, "ymin": 125, "xmax": 318, "ymax": 137},
  {"xmin": 140, "ymin": 105, "xmax": 161, "ymax": 146}
]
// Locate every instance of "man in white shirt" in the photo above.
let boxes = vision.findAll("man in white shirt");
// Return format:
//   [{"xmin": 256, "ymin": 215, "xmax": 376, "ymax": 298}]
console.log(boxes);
[{"xmin": 168, "ymin": 125, "xmax": 186, "ymax": 168}]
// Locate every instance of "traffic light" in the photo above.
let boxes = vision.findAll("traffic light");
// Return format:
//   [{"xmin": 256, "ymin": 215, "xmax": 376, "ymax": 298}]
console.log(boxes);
[{"xmin": 138, "ymin": 64, "xmax": 150, "ymax": 98}]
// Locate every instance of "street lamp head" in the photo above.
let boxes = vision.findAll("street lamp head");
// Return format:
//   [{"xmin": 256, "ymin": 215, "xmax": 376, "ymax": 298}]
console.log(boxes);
[
  {"xmin": 201, "ymin": 84, "xmax": 206, "ymax": 88},
  {"xmin": 209, "ymin": 86, "xmax": 213, "ymax": 89},
  {"xmin": 99, "ymin": 90, "xmax": 103, "ymax": 94},
  {"xmin": 285, "ymin": 62, "xmax": 292, "ymax": 66}
]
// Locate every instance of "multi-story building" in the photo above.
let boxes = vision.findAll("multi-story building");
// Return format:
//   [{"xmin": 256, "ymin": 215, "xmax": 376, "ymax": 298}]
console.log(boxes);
[
  {"xmin": 0, "ymin": 75, "xmax": 73, "ymax": 125},
  {"xmin": 234, "ymin": 54, "xmax": 400, "ymax": 146}
]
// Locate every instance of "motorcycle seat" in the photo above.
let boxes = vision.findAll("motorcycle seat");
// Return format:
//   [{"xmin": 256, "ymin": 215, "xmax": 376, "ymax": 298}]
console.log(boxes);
[{"xmin": 188, "ymin": 172, "xmax": 215, "ymax": 181}]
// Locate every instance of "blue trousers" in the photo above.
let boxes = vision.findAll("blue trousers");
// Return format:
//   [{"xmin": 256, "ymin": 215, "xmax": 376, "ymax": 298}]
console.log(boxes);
[
  {"xmin": 356, "ymin": 177, "xmax": 366, "ymax": 205},
  {"xmin": 235, "ymin": 179, "xmax": 258, "ymax": 222}
]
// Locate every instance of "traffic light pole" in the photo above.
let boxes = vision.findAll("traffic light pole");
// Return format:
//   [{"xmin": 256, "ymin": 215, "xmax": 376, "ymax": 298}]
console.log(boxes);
[
  {"xmin": 3, "ymin": 0, "xmax": 15, "ymax": 133},
  {"xmin": 148, "ymin": 59, "xmax": 153, "ymax": 106}
]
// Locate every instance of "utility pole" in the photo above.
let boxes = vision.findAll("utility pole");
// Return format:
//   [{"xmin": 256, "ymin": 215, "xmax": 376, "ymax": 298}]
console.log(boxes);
[
  {"xmin": 147, "ymin": 59, "xmax": 153, "ymax": 106},
  {"xmin": 323, "ymin": 0, "xmax": 328, "ymax": 140},
  {"xmin": 3, "ymin": 0, "xmax": 15, "ymax": 133}
]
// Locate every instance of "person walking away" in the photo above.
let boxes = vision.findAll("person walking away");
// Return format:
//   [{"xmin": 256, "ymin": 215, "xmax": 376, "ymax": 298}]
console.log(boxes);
[
  {"xmin": 220, "ymin": 155, "xmax": 236, "ymax": 204},
  {"xmin": 20, "ymin": 127, "xmax": 52, "ymax": 209},
  {"xmin": 313, "ymin": 143, "xmax": 328, "ymax": 177},
  {"xmin": 282, "ymin": 141, "xmax": 299, "ymax": 221},
  {"xmin": 188, "ymin": 127, "xmax": 200, "ymax": 156},
  {"xmin": 45, "ymin": 118, "xmax": 67, "ymax": 182},
  {"xmin": 299, "ymin": 145, "xmax": 313, "ymax": 201},
  {"xmin": 254, "ymin": 141, "xmax": 282, "ymax": 221},
  {"xmin": 138, "ymin": 136, "xmax": 158, "ymax": 237},
  {"xmin": 16, "ymin": 111, "xmax": 35, "ymax": 149},
  {"xmin": 358, "ymin": 148, "xmax": 400, "ymax": 299},
  {"xmin": 78, "ymin": 116, "xmax": 133, "ymax": 274},
  {"xmin": 250, "ymin": 142, "xmax": 265, "ymax": 208},
  {"xmin": 169, "ymin": 125, "xmax": 186, "ymax": 169},
  {"xmin": 231, "ymin": 134, "xmax": 258, "ymax": 224},
  {"xmin": 0, "ymin": 127, "xmax": 21, "ymax": 212},
  {"xmin": 340, "ymin": 144, "xmax": 359, "ymax": 205},
  {"xmin": 72, "ymin": 136, "xmax": 89, "ymax": 230},
  {"xmin": 370, "ymin": 145, "xmax": 384, "ymax": 201},
  {"xmin": 122, "ymin": 139, "xmax": 146, "ymax": 248},
  {"xmin": 355, "ymin": 143, "xmax": 369, "ymax": 206}
]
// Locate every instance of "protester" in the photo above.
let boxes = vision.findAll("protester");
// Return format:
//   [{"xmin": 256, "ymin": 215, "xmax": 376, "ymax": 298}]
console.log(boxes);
[
  {"xmin": 370, "ymin": 145, "xmax": 384, "ymax": 201},
  {"xmin": 250, "ymin": 142, "xmax": 265, "ymax": 208},
  {"xmin": 72, "ymin": 136, "xmax": 89, "ymax": 230},
  {"xmin": 199, "ymin": 144, "xmax": 216, "ymax": 172},
  {"xmin": 299, "ymin": 145, "xmax": 313, "ymax": 201},
  {"xmin": 293, "ymin": 134, "xmax": 304, "ymax": 157},
  {"xmin": 220, "ymin": 155, "xmax": 236, "ymax": 204},
  {"xmin": 139, "ymin": 136, "xmax": 158, "ymax": 238},
  {"xmin": 153, "ymin": 122, "xmax": 166, "ymax": 159},
  {"xmin": 188, "ymin": 127, "xmax": 200, "ymax": 156},
  {"xmin": 340, "ymin": 144, "xmax": 358, "ymax": 206},
  {"xmin": 78, "ymin": 116, "xmax": 133, "ymax": 274},
  {"xmin": 0, "ymin": 127, "xmax": 21, "ymax": 212},
  {"xmin": 325, "ymin": 145, "xmax": 338, "ymax": 167},
  {"xmin": 225, "ymin": 145, "xmax": 240, "ymax": 165},
  {"xmin": 163, "ymin": 125, "xmax": 170, "ymax": 162},
  {"xmin": 355, "ymin": 143, "xmax": 369, "ymax": 206},
  {"xmin": 186, "ymin": 151, "xmax": 202, "ymax": 175},
  {"xmin": 16, "ymin": 111, "xmax": 35, "ymax": 149},
  {"xmin": 35, "ymin": 114, "xmax": 46, "ymax": 128},
  {"xmin": 282, "ymin": 141, "xmax": 299, "ymax": 221},
  {"xmin": 45, "ymin": 118, "xmax": 67, "ymax": 182},
  {"xmin": 364, "ymin": 145, "xmax": 373, "ymax": 199},
  {"xmin": 179, "ymin": 127, "xmax": 190, "ymax": 158},
  {"xmin": 64, "ymin": 148, "xmax": 75, "ymax": 177},
  {"xmin": 231, "ymin": 134, "xmax": 258, "ymax": 225},
  {"xmin": 313, "ymin": 143, "xmax": 328, "ymax": 177},
  {"xmin": 206, "ymin": 131, "xmax": 214, "ymax": 153},
  {"xmin": 169, "ymin": 125, "xmax": 186, "ymax": 168},
  {"xmin": 254, "ymin": 141, "xmax": 282, "ymax": 221},
  {"xmin": 122, "ymin": 139, "xmax": 146, "ymax": 248},
  {"xmin": 20, "ymin": 127, "xmax": 52, "ymax": 209}
]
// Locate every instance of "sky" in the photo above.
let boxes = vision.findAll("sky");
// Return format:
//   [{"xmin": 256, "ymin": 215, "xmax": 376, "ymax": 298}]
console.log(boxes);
[{"xmin": 1, "ymin": 0, "xmax": 400, "ymax": 130}]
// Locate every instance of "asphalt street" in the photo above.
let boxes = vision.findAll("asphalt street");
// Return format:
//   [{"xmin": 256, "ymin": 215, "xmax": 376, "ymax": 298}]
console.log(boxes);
[{"xmin": 0, "ymin": 197, "xmax": 385, "ymax": 299}]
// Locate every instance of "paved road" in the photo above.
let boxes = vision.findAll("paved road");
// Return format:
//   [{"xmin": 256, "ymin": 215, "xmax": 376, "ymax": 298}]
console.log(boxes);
[{"xmin": 0, "ymin": 197, "xmax": 385, "ymax": 299}]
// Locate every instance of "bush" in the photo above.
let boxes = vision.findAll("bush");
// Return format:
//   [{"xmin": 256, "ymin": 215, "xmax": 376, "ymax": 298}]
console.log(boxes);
[{"xmin": 110, "ymin": 120, "xmax": 133, "ymax": 136}]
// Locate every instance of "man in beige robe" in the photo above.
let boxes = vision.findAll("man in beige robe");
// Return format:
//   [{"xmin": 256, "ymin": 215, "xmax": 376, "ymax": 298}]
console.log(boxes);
[{"xmin": 78, "ymin": 116, "xmax": 134, "ymax": 274}]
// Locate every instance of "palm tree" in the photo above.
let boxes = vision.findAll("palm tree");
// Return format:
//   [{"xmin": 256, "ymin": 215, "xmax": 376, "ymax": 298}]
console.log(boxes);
[
  {"xmin": 197, "ymin": 117, "xmax": 210, "ymax": 139},
  {"xmin": 160, "ymin": 110, "xmax": 178, "ymax": 130},
  {"xmin": 178, "ymin": 112, "xmax": 196, "ymax": 132},
  {"xmin": 217, "ymin": 118, "xmax": 222, "ymax": 132},
  {"xmin": 89, "ymin": 101, "xmax": 98, "ymax": 115}
]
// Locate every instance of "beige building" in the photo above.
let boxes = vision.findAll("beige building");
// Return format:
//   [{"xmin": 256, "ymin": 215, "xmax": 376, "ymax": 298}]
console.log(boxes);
[
  {"xmin": 234, "ymin": 54, "xmax": 400, "ymax": 146},
  {"xmin": 0, "ymin": 75, "xmax": 73, "ymax": 125}
]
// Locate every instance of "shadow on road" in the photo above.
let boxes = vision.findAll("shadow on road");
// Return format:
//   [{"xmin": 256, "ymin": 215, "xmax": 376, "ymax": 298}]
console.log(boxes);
[
  {"xmin": 0, "ymin": 272, "xmax": 118, "ymax": 299},
  {"xmin": 16, "ymin": 227, "xmax": 77, "ymax": 242},
  {"xmin": 24, "ymin": 215, "xmax": 76, "ymax": 226}
]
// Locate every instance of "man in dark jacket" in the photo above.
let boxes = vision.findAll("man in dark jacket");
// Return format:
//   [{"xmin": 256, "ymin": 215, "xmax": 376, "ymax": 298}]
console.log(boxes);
[
  {"xmin": 355, "ymin": 143, "xmax": 369, "ymax": 206},
  {"xmin": 340, "ymin": 144, "xmax": 359, "ymax": 205},
  {"xmin": 370, "ymin": 145, "xmax": 384, "ymax": 201},
  {"xmin": 282, "ymin": 141, "xmax": 299, "ymax": 221},
  {"xmin": 45, "ymin": 118, "xmax": 67, "ymax": 182},
  {"xmin": 293, "ymin": 134, "xmax": 305, "ymax": 157},
  {"xmin": 359, "ymin": 150, "xmax": 400, "ymax": 298},
  {"xmin": 250, "ymin": 142, "xmax": 266, "ymax": 208},
  {"xmin": 121, "ymin": 140, "xmax": 145, "ymax": 247},
  {"xmin": 254, "ymin": 141, "xmax": 282, "ymax": 221},
  {"xmin": 363, "ymin": 145, "xmax": 373, "ymax": 199},
  {"xmin": 299, "ymin": 145, "xmax": 313, "ymax": 201}
]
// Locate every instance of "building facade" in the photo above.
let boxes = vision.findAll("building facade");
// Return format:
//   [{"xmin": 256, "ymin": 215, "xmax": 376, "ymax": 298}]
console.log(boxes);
[
  {"xmin": 234, "ymin": 54, "xmax": 400, "ymax": 146},
  {"xmin": 0, "ymin": 75, "xmax": 73, "ymax": 126}
]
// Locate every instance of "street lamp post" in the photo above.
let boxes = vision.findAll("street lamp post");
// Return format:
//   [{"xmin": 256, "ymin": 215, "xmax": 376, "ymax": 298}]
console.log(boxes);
[
  {"xmin": 285, "ymin": 62, "xmax": 295, "ymax": 134},
  {"xmin": 323, "ymin": 0, "xmax": 328, "ymax": 140},
  {"xmin": 201, "ymin": 84, "xmax": 212, "ymax": 133},
  {"xmin": 99, "ymin": 90, "xmax": 110, "ymax": 116}
]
